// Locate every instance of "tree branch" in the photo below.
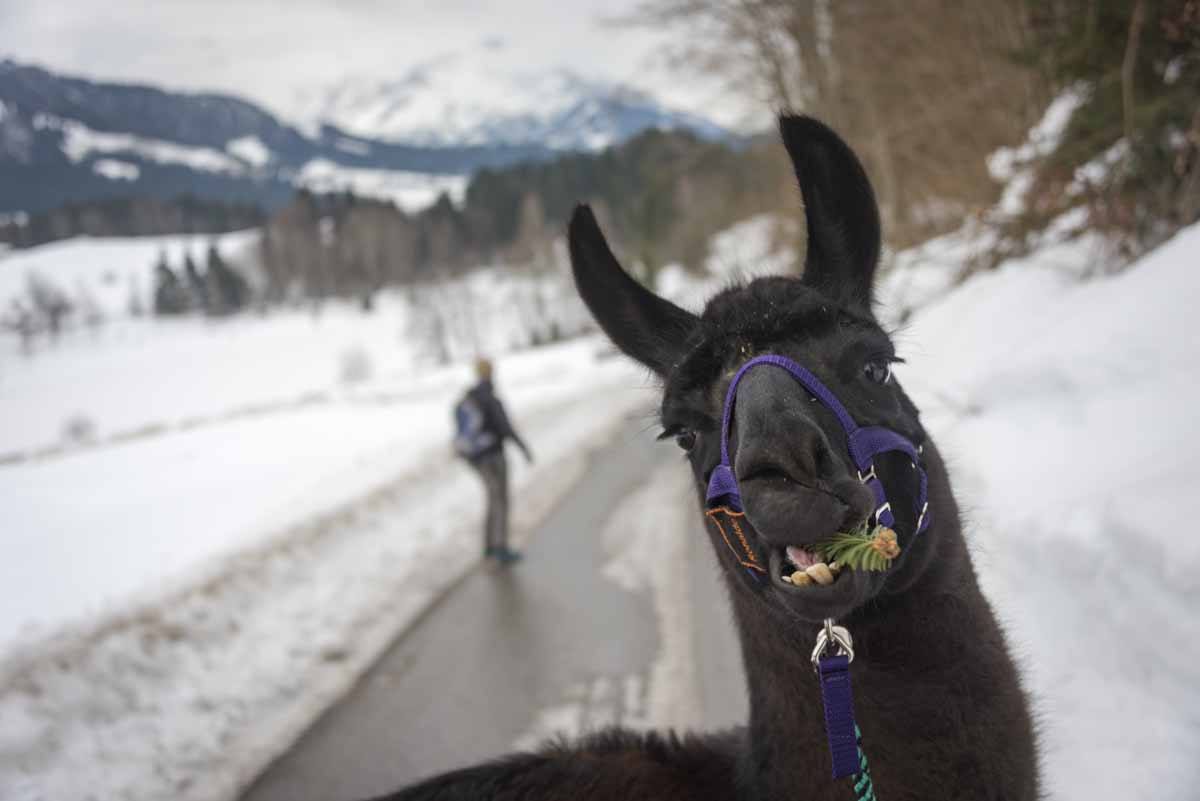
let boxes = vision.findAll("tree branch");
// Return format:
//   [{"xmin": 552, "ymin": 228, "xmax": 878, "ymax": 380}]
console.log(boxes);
[{"xmin": 1122, "ymin": 0, "xmax": 1147, "ymax": 143}]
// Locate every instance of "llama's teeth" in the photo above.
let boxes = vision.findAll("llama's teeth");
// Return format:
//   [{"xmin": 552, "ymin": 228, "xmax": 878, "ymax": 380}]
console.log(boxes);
[
  {"xmin": 790, "ymin": 570, "xmax": 812, "ymax": 586},
  {"xmin": 806, "ymin": 563, "xmax": 834, "ymax": 586},
  {"xmin": 781, "ymin": 574, "xmax": 793, "ymax": 584}
]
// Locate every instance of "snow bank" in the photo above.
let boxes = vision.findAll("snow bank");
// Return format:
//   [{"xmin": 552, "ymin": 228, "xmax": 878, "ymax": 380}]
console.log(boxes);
[{"xmin": 892, "ymin": 222, "xmax": 1200, "ymax": 801}]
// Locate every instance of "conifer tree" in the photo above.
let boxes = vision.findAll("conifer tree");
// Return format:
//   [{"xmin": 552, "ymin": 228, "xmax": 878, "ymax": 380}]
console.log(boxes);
[
  {"xmin": 1023, "ymin": 0, "xmax": 1199, "ymax": 256},
  {"xmin": 152, "ymin": 252, "xmax": 189, "ymax": 316}
]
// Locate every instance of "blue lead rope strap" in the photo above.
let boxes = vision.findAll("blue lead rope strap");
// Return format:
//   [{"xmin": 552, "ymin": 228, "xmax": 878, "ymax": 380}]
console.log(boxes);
[{"xmin": 817, "ymin": 654, "xmax": 860, "ymax": 779}]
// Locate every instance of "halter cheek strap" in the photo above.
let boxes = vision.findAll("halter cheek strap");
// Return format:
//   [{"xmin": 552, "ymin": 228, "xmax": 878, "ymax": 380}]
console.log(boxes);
[{"xmin": 703, "ymin": 354, "xmax": 931, "ymax": 536}]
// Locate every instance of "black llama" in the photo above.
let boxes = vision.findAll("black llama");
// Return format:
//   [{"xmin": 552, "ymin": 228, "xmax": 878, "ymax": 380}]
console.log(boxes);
[{"xmin": 366, "ymin": 116, "xmax": 1038, "ymax": 800}]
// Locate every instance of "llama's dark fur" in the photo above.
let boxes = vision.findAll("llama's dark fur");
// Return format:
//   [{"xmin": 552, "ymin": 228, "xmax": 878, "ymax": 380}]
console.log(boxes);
[
  {"xmin": 379, "ymin": 730, "xmax": 742, "ymax": 800},
  {"xmin": 366, "ymin": 116, "xmax": 1039, "ymax": 801}
]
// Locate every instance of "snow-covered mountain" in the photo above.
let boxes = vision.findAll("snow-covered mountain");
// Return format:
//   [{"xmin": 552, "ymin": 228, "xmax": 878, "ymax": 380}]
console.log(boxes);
[
  {"xmin": 292, "ymin": 51, "xmax": 728, "ymax": 151},
  {"xmin": 0, "ymin": 58, "xmax": 730, "ymax": 216}
]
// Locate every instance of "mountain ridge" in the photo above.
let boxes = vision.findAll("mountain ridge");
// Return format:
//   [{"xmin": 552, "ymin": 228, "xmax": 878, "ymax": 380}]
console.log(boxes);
[
  {"xmin": 0, "ymin": 58, "xmax": 730, "ymax": 215},
  {"xmin": 294, "ymin": 56, "xmax": 727, "ymax": 151}
]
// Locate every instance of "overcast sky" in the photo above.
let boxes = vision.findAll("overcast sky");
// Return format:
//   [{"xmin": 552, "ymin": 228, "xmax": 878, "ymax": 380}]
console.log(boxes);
[{"xmin": 0, "ymin": 0, "xmax": 760, "ymax": 129}]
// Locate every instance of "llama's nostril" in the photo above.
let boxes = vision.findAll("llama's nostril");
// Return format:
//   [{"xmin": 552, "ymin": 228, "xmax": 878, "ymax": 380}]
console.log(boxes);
[
  {"xmin": 739, "ymin": 465, "xmax": 795, "ymax": 485},
  {"xmin": 737, "ymin": 429, "xmax": 838, "ymax": 489},
  {"xmin": 737, "ymin": 443, "xmax": 819, "ymax": 487}
]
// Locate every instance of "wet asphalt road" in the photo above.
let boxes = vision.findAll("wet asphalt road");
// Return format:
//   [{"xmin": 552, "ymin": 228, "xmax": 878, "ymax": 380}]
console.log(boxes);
[{"xmin": 242, "ymin": 418, "xmax": 746, "ymax": 801}]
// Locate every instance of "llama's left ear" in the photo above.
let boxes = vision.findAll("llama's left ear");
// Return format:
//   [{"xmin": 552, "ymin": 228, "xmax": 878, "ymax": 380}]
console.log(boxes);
[
  {"xmin": 569, "ymin": 205, "xmax": 699, "ymax": 376},
  {"xmin": 780, "ymin": 115, "xmax": 882, "ymax": 310}
]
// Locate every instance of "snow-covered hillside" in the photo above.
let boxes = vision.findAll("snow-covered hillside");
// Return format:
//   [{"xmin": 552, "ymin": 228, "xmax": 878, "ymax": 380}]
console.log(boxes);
[
  {"xmin": 293, "ymin": 49, "xmax": 727, "ymax": 151},
  {"xmin": 887, "ymin": 222, "xmax": 1200, "ymax": 801},
  {"xmin": 0, "ymin": 230, "xmax": 260, "ymax": 328}
]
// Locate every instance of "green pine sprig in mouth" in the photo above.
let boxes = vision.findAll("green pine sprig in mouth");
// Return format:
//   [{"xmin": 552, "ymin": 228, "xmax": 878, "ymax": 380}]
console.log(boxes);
[{"xmin": 815, "ymin": 524, "xmax": 901, "ymax": 572}]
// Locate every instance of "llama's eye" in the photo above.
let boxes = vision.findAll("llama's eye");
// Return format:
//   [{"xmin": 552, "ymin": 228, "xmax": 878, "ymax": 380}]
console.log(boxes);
[
  {"xmin": 657, "ymin": 426, "xmax": 697, "ymax": 452},
  {"xmin": 674, "ymin": 430, "xmax": 697, "ymax": 452},
  {"xmin": 863, "ymin": 359, "xmax": 892, "ymax": 385}
]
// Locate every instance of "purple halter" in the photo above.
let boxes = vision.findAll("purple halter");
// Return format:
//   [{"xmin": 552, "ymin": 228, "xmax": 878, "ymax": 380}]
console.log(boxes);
[{"xmin": 704, "ymin": 354, "xmax": 930, "ymax": 537}]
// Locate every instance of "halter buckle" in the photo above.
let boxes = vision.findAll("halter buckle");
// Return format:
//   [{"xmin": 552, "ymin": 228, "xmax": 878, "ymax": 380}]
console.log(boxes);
[
  {"xmin": 811, "ymin": 618, "xmax": 855, "ymax": 670},
  {"xmin": 916, "ymin": 501, "xmax": 929, "ymax": 531},
  {"xmin": 857, "ymin": 464, "xmax": 877, "ymax": 484}
]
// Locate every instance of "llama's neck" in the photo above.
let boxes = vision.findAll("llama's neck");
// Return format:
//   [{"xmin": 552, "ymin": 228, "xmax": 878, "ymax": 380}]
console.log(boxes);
[{"xmin": 728, "ymin": 530, "xmax": 1038, "ymax": 800}]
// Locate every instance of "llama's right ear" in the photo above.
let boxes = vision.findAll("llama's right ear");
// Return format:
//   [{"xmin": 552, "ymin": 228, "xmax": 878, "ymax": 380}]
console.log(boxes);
[
  {"xmin": 569, "ymin": 205, "xmax": 699, "ymax": 376},
  {"xmin": 780, "ymin": 115, "xmax": 882, "ymax": 310}
]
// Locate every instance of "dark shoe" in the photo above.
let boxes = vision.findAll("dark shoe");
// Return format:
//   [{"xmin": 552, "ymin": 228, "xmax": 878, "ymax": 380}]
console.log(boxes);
[
  {"xmin": 484, "ymin": 546, "xmax": 498, "ymax": 559},
  {"xmin": 495, "ymin": 548, "xmax": 523, "ymax": 565}
]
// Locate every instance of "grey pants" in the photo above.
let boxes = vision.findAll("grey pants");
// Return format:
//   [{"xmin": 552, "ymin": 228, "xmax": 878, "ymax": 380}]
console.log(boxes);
[{"xmin": 471, "ymin": 450, "xmax": 510, "ymax": 552}]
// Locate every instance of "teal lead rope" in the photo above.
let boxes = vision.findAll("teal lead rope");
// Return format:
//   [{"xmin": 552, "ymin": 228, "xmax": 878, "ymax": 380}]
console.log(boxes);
[{"xmin": 851, "ymin": 724, "xmax": 878, "ymax": 801}]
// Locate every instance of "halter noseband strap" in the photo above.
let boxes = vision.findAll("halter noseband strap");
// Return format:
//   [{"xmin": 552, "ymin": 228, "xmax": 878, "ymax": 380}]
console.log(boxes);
[{"xmin": 704, "ymin": 354, "xmax": 931, "ymax": 536}]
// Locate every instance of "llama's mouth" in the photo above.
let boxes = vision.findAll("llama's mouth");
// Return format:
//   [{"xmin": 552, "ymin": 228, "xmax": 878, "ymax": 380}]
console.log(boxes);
[
  {"xmin": 767, "ymin": 546, "xmax": 848, "ymax": 591},
  {"xmin": 762, "ymin": 544, "xmax": 875, "ymax": 619}
]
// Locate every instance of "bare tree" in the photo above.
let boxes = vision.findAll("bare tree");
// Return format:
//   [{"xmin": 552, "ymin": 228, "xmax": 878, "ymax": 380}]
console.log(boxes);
[{"xmin": 625, "ymin": 0, "xmax": 1044, "ymax": 246}]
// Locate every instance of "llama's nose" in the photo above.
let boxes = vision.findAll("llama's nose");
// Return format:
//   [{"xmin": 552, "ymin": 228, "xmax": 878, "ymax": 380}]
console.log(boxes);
[{"xmin": 732, "ymin": 366, "xmax": 835, "ymax": 486}]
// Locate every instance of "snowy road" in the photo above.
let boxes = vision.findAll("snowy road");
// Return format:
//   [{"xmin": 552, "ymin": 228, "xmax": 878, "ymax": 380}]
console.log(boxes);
[{"xmin": 241, "ymin": 418, "xmax": 746, "ymax": 801}]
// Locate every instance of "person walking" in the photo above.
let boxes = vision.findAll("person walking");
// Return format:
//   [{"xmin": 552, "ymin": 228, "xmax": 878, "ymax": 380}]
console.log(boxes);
[{"xmin": 453, "ymin": 358, "xmax": 533, "ymax": 564}]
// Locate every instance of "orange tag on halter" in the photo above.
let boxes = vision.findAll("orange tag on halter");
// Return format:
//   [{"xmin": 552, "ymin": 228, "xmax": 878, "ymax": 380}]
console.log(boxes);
[{"xmin": 705, "ymin": 506, "xmax": 766, "ymax": 573}]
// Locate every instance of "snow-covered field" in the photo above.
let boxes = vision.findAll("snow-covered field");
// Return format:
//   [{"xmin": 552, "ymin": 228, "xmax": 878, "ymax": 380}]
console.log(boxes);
[{"xmin": 0, "ymin": 234, "xmax": 591, "ymax": 459}]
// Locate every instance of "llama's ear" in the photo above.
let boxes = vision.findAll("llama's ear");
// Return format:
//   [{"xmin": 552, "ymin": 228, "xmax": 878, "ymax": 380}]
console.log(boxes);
[
  {"xmin": 569, "ymin": 205, "xmax": 699, "ymax": 376},
  {"xmin": 779, "ymin": 115, "xmax": 882, "ymax": 309}
]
